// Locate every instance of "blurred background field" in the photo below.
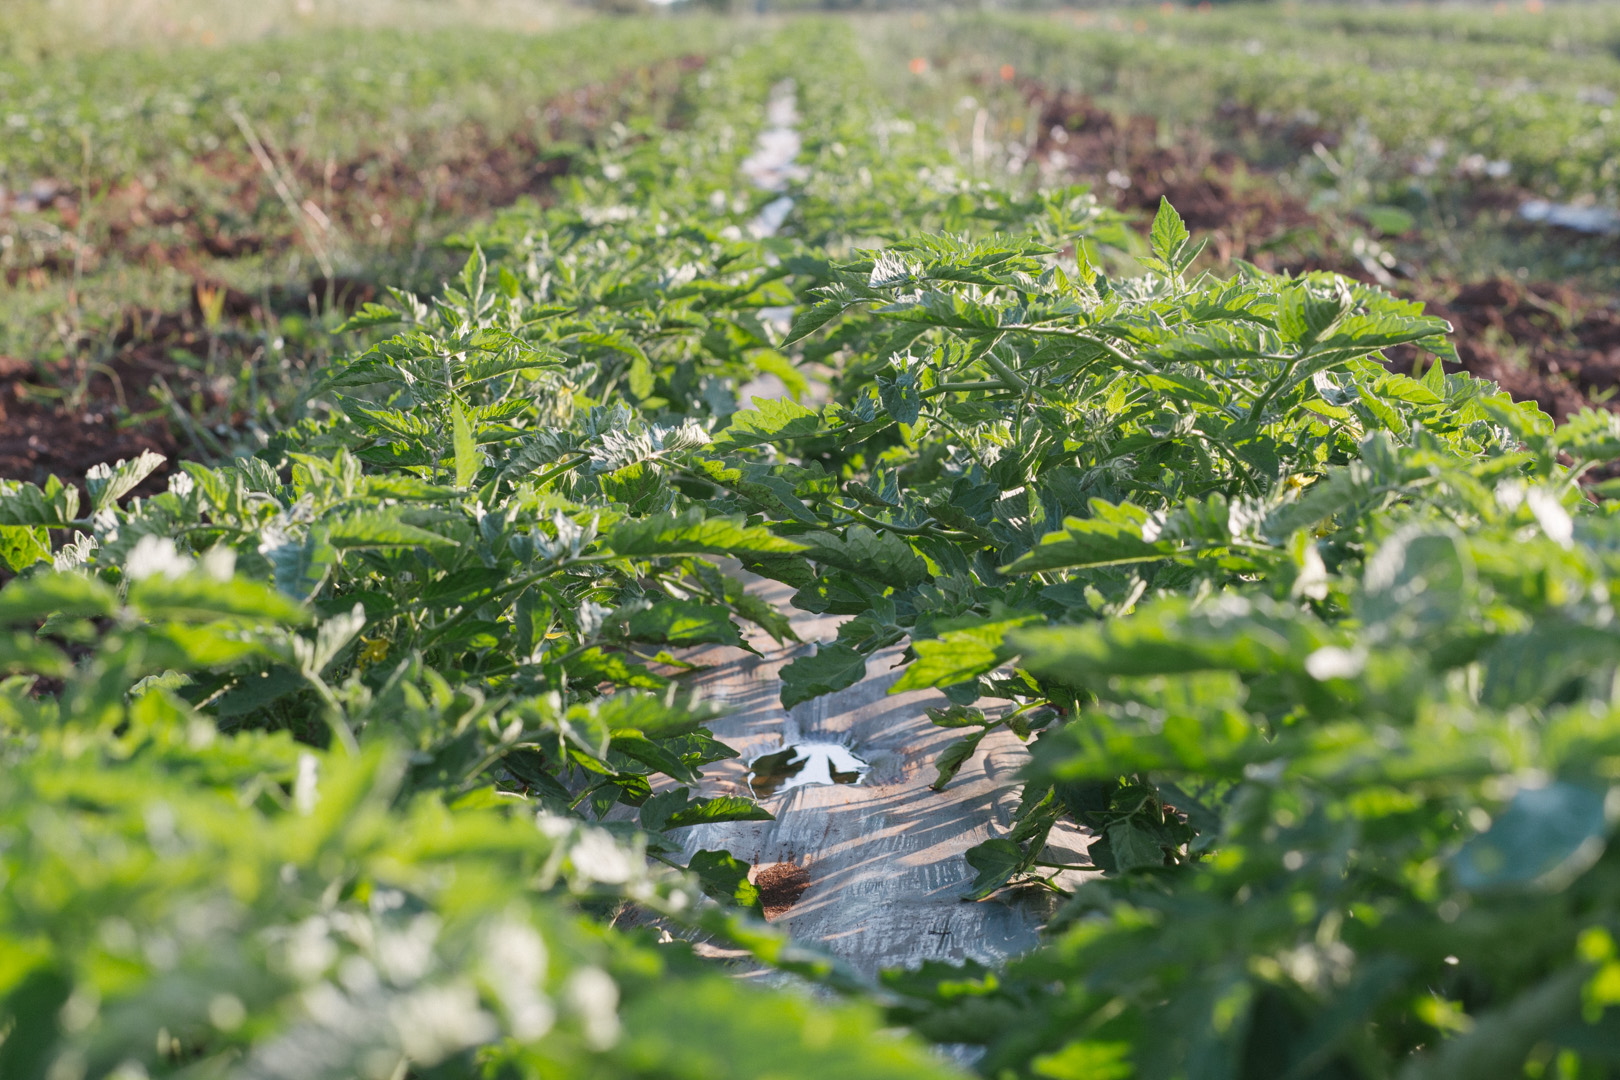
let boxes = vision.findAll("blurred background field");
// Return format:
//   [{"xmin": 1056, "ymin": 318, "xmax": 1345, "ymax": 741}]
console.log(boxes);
[
  {"xmin": 1, "ymin": 0, "xmax": 574, "ymax": 52},
  {"xmin": 3, "ymin": 0, "xmax": 1619, "ymax": 484}
]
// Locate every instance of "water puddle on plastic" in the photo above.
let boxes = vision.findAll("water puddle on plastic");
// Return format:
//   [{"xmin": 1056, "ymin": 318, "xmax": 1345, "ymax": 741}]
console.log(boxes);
[{"xmin": 748, "ymin": 742, "xmax": 869, "ymax": 800}]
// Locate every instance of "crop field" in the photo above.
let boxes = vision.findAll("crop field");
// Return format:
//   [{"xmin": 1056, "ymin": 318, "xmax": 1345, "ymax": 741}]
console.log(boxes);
[{"xmin": 5, "ymin": 2, "xmax": 1620, "ymax": 1078}]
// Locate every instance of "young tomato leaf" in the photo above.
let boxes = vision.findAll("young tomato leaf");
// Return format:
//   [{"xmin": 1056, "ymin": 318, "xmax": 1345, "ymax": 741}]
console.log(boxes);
[
  {"xmin": 892, "ymin": 616, "xmax": 1038, "ymax": 693},
  {"xmin": 931, "ymin": 729, "xmax": 988, "ymax": 792},
  {"xmin": 963, "ymin": 838, "xmax": 1027, "ymax": 900},
  {"xmin": 689, "ymin": 849, "xmax": 764, "ymax": 913},
  {"xmin": 779, "ymin": 642, "xmax": 868, "ymax": 710},
  {"xmin": 625, "ymin": 601, "xmax": 746, "ymax": 648},
  {"xmin": 452, "ymin": 398, "xmax": 478, "ymax": 489},
  {"xmin": 608, "ymin": 510, "xmax": 806, "ymax": 558},
  {"xmin": 1150, "ymin": 196, "xmax": 1190, "ymax": 268},
  {"xmin": 0, "ymin": 525, "xmax": 51, "ymax": 574}
]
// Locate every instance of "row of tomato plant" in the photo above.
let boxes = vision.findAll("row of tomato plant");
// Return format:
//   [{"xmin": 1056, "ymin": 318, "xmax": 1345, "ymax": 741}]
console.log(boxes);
[
  {"xmin": 928, "ymin": 9, "xmax": 1620, "ymax": 205},
  {"xmin": 5, "ymin": 19, "xmax": 1620, "ymax": 1080}
]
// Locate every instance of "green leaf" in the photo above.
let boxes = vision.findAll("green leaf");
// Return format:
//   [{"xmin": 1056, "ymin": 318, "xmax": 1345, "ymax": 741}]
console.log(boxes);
[
  {"xmin": 705, "ymin": 571, "xmax": 799, "ymax": 644},
  {"xmin": 1105, "ymin": 820, "xmax": 1166, "ymax": 873},
  {"xmin": 926, "ymin": 704, "xmax": 988, "ymax": 729},
  {"xmin": 0, "ymin": 525, "xmax": 51, "ymax": 574},
  {"xmin": 594, "ymin": 692, "xmax": 721, "ymax": 741},
  {"xmin": 713, "ymin": 398, "xmax": 824, "ymax": 449},
  {"xmin": 688, "ymin": 849, "xmax": 763, "ymax": 913},
  {"xmin": 263, "ymin": 526, "xmax": 335, "ymax": 601},
  {"xmin": 879, "ymin": 290, "xmax": 1002, "ymax": 330},
  {"xmin": 615, "ymin": 737, "xmax": 701, "ymax": 784},
  {"xmin": 964, "ymin": 837, "xmax": 1025, "ymax": 900},
  {"xmin": 452, "ymin": 398, "xmax": 478, "ymax": 490},
  {"xmin": 460, "ymin": 347, "xmax": 561, "ymax": 388},
  {"xmin": 0, "ymin": 573, "xmax": 118, "ymax": 624},
  {"xmin": 327, "ymin": 512, "xmax": 457, "ymax": 549},
  {"xmin": 783, "ymin": 296, "xmax": 854, "ymax": 345},
  {"xmin": 795, "ymin": 526, "xmax": 928, "ymax": 588},
  {"xmin": 642, "ymin": 788, "xmax": 772, "ymax": 832},
  {"xmin": 625, "ymin": 601, "xmax": 745, "ymax": 647},
  {"xmin": 1373, "ymin": 372, "xmax": 1444, "ymax": 406},
  {"xmin": 460, "ymin": 244, "xmax": 487, "ymax": 309},
  {"xmin": 1150, "ymin": 197, "xmax": 1191, "ymax": 268},
  {"xmin": 1137, "ymin": 324, "xmax": 1271, "ymax": 369},
  {"xmin": 1357, "ymin": 526, "xmax": 1472, "ymax": 634},
  {"xmin": 1362, "ymin": 204, "xmax": 1415, "ymax": 237},
  {"xmin": 931, "ymin": 729, "xmax": 987, "ymax": 792},
  {"xmin": 893, "ymin": 616, "xmax": 1038, "ymax": 693},
  {"xmin": 878, "ymin": 371, "xmax": 921, "ymax": 425},
  {"xmin": 1029, "ymin": 1041, "xmax": 1135, "ymax": 1080},
  {"xmin": 0, "ymin": 630, "xmax": 71, "ymax": 676},
  {"xmin": 627, "ymin": 354, "xmax": 656, "ymax": 399},
  {"xmin": 1452, "ymin": 782, "xmax": 1610, "ymax": 892},
  {"xmin": 608, "ymin": 510, "xmax": 806, "ymax": 558},
  {"xmin": 640, "ymin": 786, "xmax": 693, "ymax": 832},
  {"xmin": 779, "ymin": 643, "xmax": 868, "ymax": 710},
  {"xmin": 1556, "ymin": 408, "xmax": 1620, "ymax": 462},
  {"xmin": 0, "ymin": 478, "xmax": 80, "ymax": 527},
  {"xmin": 143, "ymin": 624, "xmax": 280, "ymax": 670},
  {"xmin": 665, "ymin": 796, "xmax": 774, "ymax": 830},
  {"xmin": 1002, "ymin": 503, "xmax": 1171, "ymax": 574},
  {"xmin": 1015, "ymin": 596, "xmax": 1330, "ymax": 682},
  {"xmin": 335, "ymin": 302, "xmax": 401, "ymax": 332},
  {"xmin": 1316, "ymin": 311, "xmax": 1450, "ymax": 356},
  {"xmin": 566, "ymin": 647, "xmax": 669, "ymax": 690},
  {"xmin": 86, "ymin": 450, "xmax": 167, "ymax": 512},
  {"xmin": 0, "ymin": 968, "xmax": 71, "ymax": 1078},
  {"xmin": 293, "ymin": 604, "xmax": 366, "ymax": 676},
  {"xmin": 616, "ymin": 973, "xmax": 957, "ymax": 1079},
  {"xmin": 127, "ymin": 575, "xmax": 312, "ymax": 625}
]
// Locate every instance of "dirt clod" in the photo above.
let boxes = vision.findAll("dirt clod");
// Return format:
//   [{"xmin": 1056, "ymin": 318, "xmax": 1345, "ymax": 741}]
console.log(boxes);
[{"xmin": 753, "ymin": 861, "xmax": 811, "ymax": 920}]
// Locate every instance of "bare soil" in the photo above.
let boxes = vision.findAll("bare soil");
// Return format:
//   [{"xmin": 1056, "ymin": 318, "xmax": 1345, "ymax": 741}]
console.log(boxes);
[
  {"xmin": 753, "ymin": 861, "xmax": 811, "ymax": 920},
  {"xmin": 0, "ymin": 350, "xmax": 180, "ymax": 493}
]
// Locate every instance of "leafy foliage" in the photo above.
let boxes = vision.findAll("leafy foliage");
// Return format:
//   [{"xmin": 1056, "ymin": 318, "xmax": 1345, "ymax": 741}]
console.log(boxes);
[{"xmin": 9, "ymin": 18, "xmax": 1620, "ymax": 1080}]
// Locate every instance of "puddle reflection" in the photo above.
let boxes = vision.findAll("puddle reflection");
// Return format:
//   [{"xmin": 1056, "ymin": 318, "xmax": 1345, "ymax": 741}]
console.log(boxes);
[{"xmin": 748, "ymin": 742, "xmax": 869, "ymax": 800}]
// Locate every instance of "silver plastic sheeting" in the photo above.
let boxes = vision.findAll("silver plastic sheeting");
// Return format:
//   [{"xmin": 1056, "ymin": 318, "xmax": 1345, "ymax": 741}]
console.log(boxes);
[
  {"xmin": 1519, "ymin": 199, "xmax": 1620, "ymax": 236},
  {"xmin": 672, "ymin": 575, "xmax": 1093, "ymax": 979}
]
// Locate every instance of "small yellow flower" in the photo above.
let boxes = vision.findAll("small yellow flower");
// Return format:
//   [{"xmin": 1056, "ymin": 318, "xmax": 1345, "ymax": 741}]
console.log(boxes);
[{"xmin": 357, "ymin": 637, "xmax": 390, "ymax": 668}]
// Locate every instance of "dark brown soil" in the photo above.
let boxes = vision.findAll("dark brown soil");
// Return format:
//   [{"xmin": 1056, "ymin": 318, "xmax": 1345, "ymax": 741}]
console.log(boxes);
[
  {"xmin": 0, "ymin": 350, "xmax": 180, "ymax": 493},
  {"xmin": 1401, "ymin": 279, "xmax": 1620, "ymax": 424},
  {"xmin": 753, "ymin": 861, "xmax": 811, "ymax": 920},
  {"xmin": 1019, "ymin": 80, "xmax": 1620, "ymax": 426}
]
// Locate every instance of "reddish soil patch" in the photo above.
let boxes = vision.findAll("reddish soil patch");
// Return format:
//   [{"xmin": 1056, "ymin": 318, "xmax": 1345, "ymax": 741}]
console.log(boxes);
[
  {"xmin": 1019, "ymin": 80, "xmax": 1620, "ymax": 426},
  {"xmin": 753, "ymin": 861, "xmax": 811, "ymax": 920}
]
